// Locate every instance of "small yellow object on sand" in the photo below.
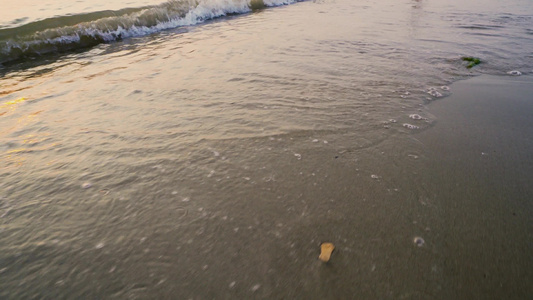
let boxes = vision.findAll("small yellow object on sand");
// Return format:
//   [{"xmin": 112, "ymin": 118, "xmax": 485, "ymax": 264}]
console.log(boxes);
[{"xmin": 319, "ymin": 242, "xmax": 335, "ymax": 262}]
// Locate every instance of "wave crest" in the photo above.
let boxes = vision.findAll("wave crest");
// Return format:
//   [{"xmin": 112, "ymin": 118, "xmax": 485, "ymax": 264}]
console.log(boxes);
[{"xmin": 0, "ymin": 0, "xmax": 300, "ymax": 64}]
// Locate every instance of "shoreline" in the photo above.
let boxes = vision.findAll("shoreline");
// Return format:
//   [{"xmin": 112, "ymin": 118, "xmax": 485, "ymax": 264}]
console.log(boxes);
[{"xmin": 414, "ymin": 74, "xmax": 533, "ymax": 298}]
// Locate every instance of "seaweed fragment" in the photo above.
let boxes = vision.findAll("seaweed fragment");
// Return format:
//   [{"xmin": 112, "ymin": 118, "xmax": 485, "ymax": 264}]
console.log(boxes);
[{"xmin": 462, "ymin": 56, "xmax": 481, "ymax": 69}]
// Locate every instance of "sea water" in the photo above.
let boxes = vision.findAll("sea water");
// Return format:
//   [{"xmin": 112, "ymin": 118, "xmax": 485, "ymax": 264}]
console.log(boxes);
[{"xmin": 1, "ymin": 0, "xmax": 532, "ymax": 298}]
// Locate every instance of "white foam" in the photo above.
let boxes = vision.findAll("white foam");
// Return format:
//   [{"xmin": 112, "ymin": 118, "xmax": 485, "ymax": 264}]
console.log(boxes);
[
  {"xmin": 2, "ymin": 0, "xmax": 300, "ymax": 63},
  {"xmin": 409, "ymin": 114, "xmax": 426, "ymax": 120},
  {"xmin": 413, "ymin": 237, "xmax": 425, "ymax": 247},
  {"xmin": 427, "ymin": 90, "xmax": 443, "ymax": 98},
  {"xmin": 403, "ymin": 123, "xmax": 419, "ymax": 130},
  {"xmin": 251, "ymin": 284, "xmax": 261, "ymax": 292}
]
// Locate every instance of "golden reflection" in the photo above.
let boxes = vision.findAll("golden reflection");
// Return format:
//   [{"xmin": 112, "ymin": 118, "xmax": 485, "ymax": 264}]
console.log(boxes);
[
  {"xmin": 0, "ymin": 97, "xmax": 28, "ymax": 117},
  {"xmin": 1, "ymin": 109, "xmax": 43, "ymax": 136},
  {"xmin": 22, "ymin": 132, "xmax": 49, "ymax": 145},
  {"xmin": 5, "ymin": 148, "xmax": 29, "ymax": 155},
  {"xmin": 3, "ymin": 148, "xmax": 28, "ymax": 168},
  {"xmin": 0, "ymin": 97, "xmax": 27, "ymax": 109},
  {"xmin": 0, "ymin": 101, "xmax": 47, "ymax": 169}
]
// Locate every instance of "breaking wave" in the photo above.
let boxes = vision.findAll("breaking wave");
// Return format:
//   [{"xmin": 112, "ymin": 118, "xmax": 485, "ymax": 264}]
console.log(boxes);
[{"xmin": 0, "ymin": 0, "xmax": 301, "ymax": 64}]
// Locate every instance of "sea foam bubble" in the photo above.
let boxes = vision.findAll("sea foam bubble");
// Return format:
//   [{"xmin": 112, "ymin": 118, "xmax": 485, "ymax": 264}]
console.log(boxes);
[
  {"xmin": 413, "ymin": 237, "xmax": 425, "ymax": 247},
  {"xmin": 409, "ymin": 114, "xmax": 426, "ymax": 120},
  {"xmin": 403, "ymin": 123, "xmax": 419, "ymax": 130}
]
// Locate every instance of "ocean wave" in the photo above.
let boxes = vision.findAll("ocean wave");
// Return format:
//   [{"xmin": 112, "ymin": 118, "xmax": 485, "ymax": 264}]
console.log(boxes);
[{"xmin": 0, "ymin": 0, "xmax": 301, "ymax": 65}]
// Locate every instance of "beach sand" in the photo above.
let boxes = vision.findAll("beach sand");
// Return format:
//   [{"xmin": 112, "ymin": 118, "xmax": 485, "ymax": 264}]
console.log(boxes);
[
  {"xmin": 156, "ymin": 74, "xmax": 533, "ymax": 299},
  {"xmin": 413, "ymin": 75, "xmax": 533, "ymax": 299}
]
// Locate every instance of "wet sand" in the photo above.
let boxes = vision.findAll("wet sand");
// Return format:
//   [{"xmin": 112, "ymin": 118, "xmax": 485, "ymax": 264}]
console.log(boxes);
[
  {"xmin": 413, "ymin": 75, "xmax": 533, "ymax": 299},
  {"xmin": 156, "ymin": 74, "xmax": 533, "ymax": 299},
  {"xmin": 285, "ymin": 74, "xmax": 533, "ymax": 299}
]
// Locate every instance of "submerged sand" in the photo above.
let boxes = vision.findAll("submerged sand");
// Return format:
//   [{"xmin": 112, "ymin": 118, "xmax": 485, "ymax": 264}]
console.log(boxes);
[
  {"xmin": 2, "ymin": 73, "xmax": 532, "ymax": 298},
  {"xmin": 165, "ymin": 74, "xmax": 533, "ymax": 299}
]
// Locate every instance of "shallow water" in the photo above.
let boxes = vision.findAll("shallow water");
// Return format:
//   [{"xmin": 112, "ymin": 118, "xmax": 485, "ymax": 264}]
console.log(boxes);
[
  {"xmin": 1, "ymin": 0, "xmax": 533, "ymax": 298},
  {"xmin": 0, "ymin": 0, "xmax": 165, "ymax": 28}
]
